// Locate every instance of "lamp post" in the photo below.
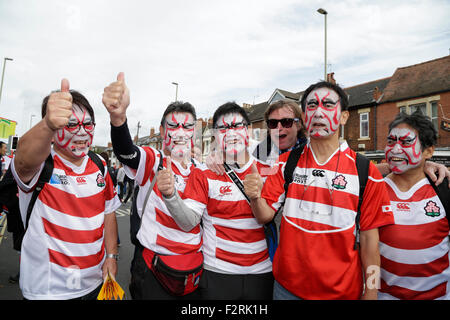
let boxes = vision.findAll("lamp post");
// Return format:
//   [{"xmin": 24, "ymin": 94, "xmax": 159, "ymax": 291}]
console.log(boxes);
[
  {"xmin": 317, "ymin": 8, "xmax": 328, "ymax": 81},
  {"xmin": 0, "ymin": 57, "xmax": 13, "ymax": 105},
  {"xmin": 172, "ymin": 82, "xmax": 179, "ymax": 101},
  {"xmin": 29, "ymin": 114, "xmax": 36, "ymax": 129}
]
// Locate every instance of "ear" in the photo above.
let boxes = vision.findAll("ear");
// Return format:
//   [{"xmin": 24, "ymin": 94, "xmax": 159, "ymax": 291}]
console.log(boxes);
[
  {"xmin": 340, "ymin": 110, "xmax": 349, "ymax": 125},
  {"xmin": 422, "ymin": 145, "xmax": 435, "ymax": 160}
]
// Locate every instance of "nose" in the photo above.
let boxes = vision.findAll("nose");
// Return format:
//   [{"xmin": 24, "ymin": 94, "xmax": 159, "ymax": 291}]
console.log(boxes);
[{"xmin": 392, "ymin": 143, "xmax": 402, "ymax": 153}]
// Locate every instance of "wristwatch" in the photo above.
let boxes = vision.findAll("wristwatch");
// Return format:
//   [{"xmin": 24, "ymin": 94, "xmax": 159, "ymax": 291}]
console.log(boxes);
[{"xmin": 106, "ymin": 253, "xmax": 119, "ymax": 261}]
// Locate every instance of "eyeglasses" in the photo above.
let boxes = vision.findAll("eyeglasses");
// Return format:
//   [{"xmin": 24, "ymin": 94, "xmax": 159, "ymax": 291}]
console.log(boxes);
[
  {"xmin": 266, "ymin": 118, "xmax": 299, "ymax": 129},
  {"xmin": 65, "ymin": 121, "xmax": 96, "ymax": 133}
]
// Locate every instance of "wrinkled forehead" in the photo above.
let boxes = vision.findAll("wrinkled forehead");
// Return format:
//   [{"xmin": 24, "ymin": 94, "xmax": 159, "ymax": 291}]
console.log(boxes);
[
  {"xmin": 218, "ymin": 112, "xmax": 245, "ymax": 125},
  {"xmin": 164, "ymin": 112, "xmax": 195, "ymax": 125},
  {"xmin": 69, "ymin": 104, "xmax": 91, "ymax": 122},
  {"xmin": 306, "ymin": 87, "xmax": 340, "ymax": 103}
]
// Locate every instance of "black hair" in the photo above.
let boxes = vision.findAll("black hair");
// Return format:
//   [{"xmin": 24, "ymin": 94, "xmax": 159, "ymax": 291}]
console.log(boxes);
[
  {"xmin": 388, "ymin": 110, "xmax": 437, "ymax": 150},
  {"xmin": 300, "ymin": 81, "xmax": 349, "ymax": 112},
  {"xmin": 160, "ymin": 101, "xmax": 197, "ymax": 126},
  {"xmin": 212, "ymin": 102, "xmax": 250, "ymax": 128},
  {"xmin": 41, "ymin": 90, "xmax": 95, "ymax": 123}
]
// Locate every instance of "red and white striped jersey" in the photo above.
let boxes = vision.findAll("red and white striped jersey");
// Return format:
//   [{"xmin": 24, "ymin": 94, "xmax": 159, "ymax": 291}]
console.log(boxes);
[
  {"xmin": 182, "ymin": 157, "xmax": 273, "ymax": 274},
  {"xmin": 262, "ymin": 141, "xmax": 394, "ymax": 299},
  {"xmin": 11, "ymin": 148, "xmax": 121, "ymax": 300},
  {"xmin": 126, "ymin": 146, "xmax": 202, "ymax": 255},
  {"xmin": 379, "ymin": 177, "xmax": 450, "ymax": 300}
]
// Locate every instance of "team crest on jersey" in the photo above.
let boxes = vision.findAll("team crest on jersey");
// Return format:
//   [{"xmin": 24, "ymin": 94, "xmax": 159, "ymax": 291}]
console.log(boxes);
[
  {"xmin": 331, "ymin": 175, "xmax": 347, "ymax": 190},
  {"xmin": 424, "ymin": 200, "xmax": 440, "ymax": 217},
  {"xmin": 96, "ymin": 174, "xmax": 105, "ymax": 187}
]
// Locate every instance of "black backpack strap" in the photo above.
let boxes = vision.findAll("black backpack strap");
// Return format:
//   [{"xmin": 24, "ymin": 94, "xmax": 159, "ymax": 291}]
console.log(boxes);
[
  {"xmin": 88, "ymin": 150, "xmax": 105, "ymax": 176},
  {"xmin": 354, "ymin": 153, "xmax": 370, "ymax": 250},
  {"xmin": 425, "ymin": 175, "xmax": 450, "ymax": 225},
  {"xmin": 25, "ymin": 154, "xmax": 54, "ymax": 230}
]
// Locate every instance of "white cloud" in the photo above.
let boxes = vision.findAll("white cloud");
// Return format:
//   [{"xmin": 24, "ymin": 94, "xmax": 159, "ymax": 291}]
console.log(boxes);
[{"xmin": 0, "ymin": 0, "xmax": 448, "ymax": 146}]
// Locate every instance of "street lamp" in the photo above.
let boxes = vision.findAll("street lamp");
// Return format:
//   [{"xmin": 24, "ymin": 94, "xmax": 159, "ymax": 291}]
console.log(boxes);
[
  {"xmin": 172, "ymin": 82, "xmax": 179, "ymax": 101},
  {"xmin": 0, "ymin": 57, "xmax": 14, "ymax": 105},
  {"xmin": 317, "ymin": 8, "xmax": 328, "ymax": 81}
]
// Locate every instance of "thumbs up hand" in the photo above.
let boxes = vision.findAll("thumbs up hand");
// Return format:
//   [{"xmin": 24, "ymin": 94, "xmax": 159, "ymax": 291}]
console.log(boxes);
[
  {"xmin": 44, "ymin": 78, "xmax": 73, "ymax": 131},
  {"xmin": 157, "ymin": 156, "xmax": 176, "ymax": 197},
  {"xmin": 244, "ymin": 162, "xmax": 263, "ymax": 200},
  {"xmin": 102, "ymin": 72, "xmax": 130, "ymax": 126}
]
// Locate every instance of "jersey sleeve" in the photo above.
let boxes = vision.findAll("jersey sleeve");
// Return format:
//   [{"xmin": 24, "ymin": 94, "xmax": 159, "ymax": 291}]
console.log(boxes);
[
  {"xmin": 124, "ymin": 146, "xmax": 159, "ymax": 187},
  {"xmin": 359, "ymin": 162, "xmax": 395, "ymax": 231},
  {"xmin": 103, "ymin": 167, "xmax": 121, "ymax": 215},
  {"xmin": 182, "ymin": 167, "xmax": 208, "ymax": 215},
  {"xmin": 261, "ymin": 154, "xmax": 288, "ymax": 212}
]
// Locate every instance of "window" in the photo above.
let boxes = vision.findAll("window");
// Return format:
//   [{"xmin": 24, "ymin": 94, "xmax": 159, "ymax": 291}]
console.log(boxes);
[
  {"xmin": 360, "ymin": 112, "xmax": 369, "ymax": 138},
  {"xmin": 399, "ymin": 106, "xmax": 406, "ymax": 114},
  {"xmin": 410, "ymin": 103, "xmax": 426, "ymax": 115},
  {"xmin": 397, "ymin": 98, "xmax": 440, "ymax": 133}
]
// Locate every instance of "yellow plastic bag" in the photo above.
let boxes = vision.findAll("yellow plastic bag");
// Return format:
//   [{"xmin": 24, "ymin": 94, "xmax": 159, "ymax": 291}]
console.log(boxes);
[{"xmin": 97, "ymin": 272, "xmax": 125, "ymax": 300}]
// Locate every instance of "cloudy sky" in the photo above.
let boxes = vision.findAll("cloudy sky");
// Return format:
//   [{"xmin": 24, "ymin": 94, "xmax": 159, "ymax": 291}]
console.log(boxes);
[{"xmin": 0, "ymin": 0, "xmax": 449, "ymax": 147}]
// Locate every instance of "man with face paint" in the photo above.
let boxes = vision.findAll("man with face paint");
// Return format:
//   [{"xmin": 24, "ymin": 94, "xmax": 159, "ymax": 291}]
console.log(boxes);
[
  {"xmin": 102, "ymin": 73, "xmax": 203, "ymax": 300},
  {"xmin": 158, "ymin": 102, "xmax": 274, "ymax": 300},
  {"xmin": 12, "ymin": 79, "xmax": 121, "ymax": 300},
  {"xmin": 247, "ymin": 81, "xmax": 396, "ymax": 300},
  {"xmin": 379, "ymin": 111, "xmax": 450, "ymax": 300}
]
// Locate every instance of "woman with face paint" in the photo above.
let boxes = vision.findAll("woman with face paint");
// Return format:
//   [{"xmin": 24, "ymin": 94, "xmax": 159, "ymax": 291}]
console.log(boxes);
[
  {"xmin": 103, "ymin": 73, "xmax": 205, "ymax": 300},
  {"xmin": 379, "ymin": 111, "xmax": 450, "ymax": 300},
  {"xmin": 249, "ymin": 81, "xmax": 396, "ymax": 300},
  {"xmin": 12, "ymin": 79, "xmax": 121, "ymax": 300},
  {"xmin": 160, "ymin": 102, "xmax": 274, "ymax": 300}
]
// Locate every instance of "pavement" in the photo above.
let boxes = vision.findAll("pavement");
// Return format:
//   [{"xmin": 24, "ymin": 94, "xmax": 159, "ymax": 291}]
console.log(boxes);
[{"xmin": 0, "ymin": 202, "xmax": 135, "ymax": 300}]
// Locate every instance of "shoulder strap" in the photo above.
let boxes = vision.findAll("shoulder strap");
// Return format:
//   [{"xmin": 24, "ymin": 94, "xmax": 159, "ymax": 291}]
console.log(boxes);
[
  {"xmin": 282, "ymin": 144, "xmax": 305, "ymax": 195},
  {"xmin": 224, "ymin": 162, "xmax": 250, "ymax": 203},
  {"xmin": 354, "ymin": 152, "xmax": 370, "ymax": 250},
  {"xmin": 25, "ymin": 154, "xmax": 54, "ymax": 229},
  {"xmin": 425, "ymin": 175, "xmax": 450, "ymax": 224},
  {"xmin": 88, "ymin": 150, "xmax": 105, "ymax": 176}
]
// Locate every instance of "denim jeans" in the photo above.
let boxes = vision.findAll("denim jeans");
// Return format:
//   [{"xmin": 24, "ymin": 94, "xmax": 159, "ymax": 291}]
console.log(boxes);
[{"xmin": 273, "ymin": 280, "xmax": 302, "ymax": 300}]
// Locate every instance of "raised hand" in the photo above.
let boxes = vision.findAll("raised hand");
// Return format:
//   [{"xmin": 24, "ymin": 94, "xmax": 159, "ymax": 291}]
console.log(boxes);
[
  {"xmin": 102, "ymin": 72, "xmax": 130, "ymax": 126},
  {"xmin": 44, "ymin": 79, "xmax": 73, "ymax": 131},
  {"xmin": 157, "ymin": 156, "xmax": 176, "ymax": 197},
  {"xmin": 243, "ymin": 163, "xmax": 263, "ymax": 200}
]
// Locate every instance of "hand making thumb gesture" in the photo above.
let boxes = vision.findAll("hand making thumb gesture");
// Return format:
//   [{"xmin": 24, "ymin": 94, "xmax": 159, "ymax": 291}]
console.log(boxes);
[
  {"xmin": 44, "ymin": 78, "xmax": 73, "ymax": 131},
  {"xmin": 243, "ymin": 162, "xmax": 263, "ymax": 200},
  {"xmin": 157, "ymin": 156, "xmax": 176, "ymax": 197},
  {"xmin": 102, "ymin": 72, "xmax": 130, "ymax": 126}
]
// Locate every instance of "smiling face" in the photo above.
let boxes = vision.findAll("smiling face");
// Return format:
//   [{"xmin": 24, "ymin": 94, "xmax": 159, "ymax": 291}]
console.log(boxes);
[
  {"xmin": 214, "ymin": 112, "xmax": 249, "ymax": 160},
  {"xmin": 303, "ymin": 87, "xmax": 342, "ymax": 139},
  {"xmin": 162, "ymin": 111, "xmax": 195, "ymax": 161},
  {"xmin": 268, "ymin": 106, "xmax": 302, "ymax": 151},
  {"xmin": 53, "ymin": 104, "xmax": 95, "ymax": 160},
  {"xmin": 385, "ymin": 124, "xmax": 423, "ymax": 174}
]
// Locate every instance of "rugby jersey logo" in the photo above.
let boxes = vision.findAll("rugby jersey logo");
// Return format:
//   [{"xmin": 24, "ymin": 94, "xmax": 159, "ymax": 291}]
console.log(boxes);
[
  {"xmin": 396, "ymin": 203, "xmax": 410, "ymax": 211},
  {"xmin": 96, "ymin": 174, "xmax": 105, "ymax": 187},
  {"xmin": 424, "ymin": 200, "xmax": 440, "ymax": 217},
  {"xmin": 219, "ymin": 185, "xmax": 232, "ymax": 196},
  {"xmin": 50, "ymin": 174, "xmax": 69, "ymax": 185},
  {"xmin": 331, "ymin": 174, "xmax": 347, "ymax": 190}
]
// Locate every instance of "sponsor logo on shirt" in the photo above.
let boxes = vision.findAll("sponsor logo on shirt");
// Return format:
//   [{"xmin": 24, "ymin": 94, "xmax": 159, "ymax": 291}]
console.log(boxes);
[
  {"xmin": 424, "ymin": 200, "xmax": 440, "ymax": 217},
  {"xmin": 76, "ymin": 177, "xmax": 87, "ymax": 185},
  {"xmin": 50, "ymin": 174, "xmax": 69, "ymax": 185},
  {"xmin": 396, "ymin": 202, "xmax": 410, "ymax": 212},
  {"xmin": 293, "ymin": 173, "xmax": 307, "ymax": 184},
  {"xmin": 219, "ymin": 185, "xmax": 232, "ymax": 196}
]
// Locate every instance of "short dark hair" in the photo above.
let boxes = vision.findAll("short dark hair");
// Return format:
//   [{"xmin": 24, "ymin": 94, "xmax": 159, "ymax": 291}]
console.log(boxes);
[
  {"xmin": 213, "ymin": 102, "xmax": 250, "ymax": 128},
  {"xmin": 300, "ymin": 81, "xmax": 349, "ymax": 112},
  {"xmin": 160, "ymin": 101, "xmax": 197, "ymax": 127},
  {"xmin": 388, "ymin": 110, "xmax": 437, "ymax": 150},
  {"xmin": 41, "ymin": 90, "xmax": 95, "ymax": 123}
]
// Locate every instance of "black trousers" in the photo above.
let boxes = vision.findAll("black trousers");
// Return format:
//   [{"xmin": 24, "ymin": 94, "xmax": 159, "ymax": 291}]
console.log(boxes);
[
  {"xmin": 129, "ymin": 246, "xmax": 201, "ymax": 300},
  {"xmin": 198, "ymin": 269, "xmax": 274, "ymax": 300}
]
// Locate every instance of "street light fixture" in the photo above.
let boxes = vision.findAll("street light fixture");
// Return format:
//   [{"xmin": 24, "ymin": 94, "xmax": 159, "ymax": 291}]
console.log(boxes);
[
  {"xmin": 317, "ymin": 8, "xmax": 328, "ymax": 81},
  {"xmin": 0, "ymin": 57, "xmax": 14, "ymax": 105},
  {"xmin": 172, "ymin": 82, "xmax": 179, "ymax": 101}
]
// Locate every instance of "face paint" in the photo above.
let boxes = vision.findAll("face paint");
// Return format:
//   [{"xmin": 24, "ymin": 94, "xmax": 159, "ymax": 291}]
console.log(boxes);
[
  {"xmin": 384, "ymin": 127, "xmax": 422, "ymax": 174},
  {"xmin": 54, "ymin": 104, "xmax": 95, "ymax": 158},
  {"xmin": 304, "ymin": 88, "xmax": 341, "ymax": 138},
  {"xmin": 163, "ymin": 112, "xmax": 195, "ymax": 160},
  {"xmin": 215, "ymin": 113, "xmax": 249, "ymax": 158}
]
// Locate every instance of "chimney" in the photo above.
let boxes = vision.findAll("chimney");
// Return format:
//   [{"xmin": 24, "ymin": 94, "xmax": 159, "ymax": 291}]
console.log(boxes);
[
  {"xmin": 372, "ymin": 86, "xmax": 382, "ymax": 102},
  {"xmin": 326, "ymin": 72, "xmax": 336, "ymax": 84}
]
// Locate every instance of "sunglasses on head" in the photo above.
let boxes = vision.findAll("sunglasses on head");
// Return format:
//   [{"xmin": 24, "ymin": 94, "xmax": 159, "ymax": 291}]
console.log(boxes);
[{"xmin": 266, "ymin": 118, "xmax": 299, "ymax": 129}]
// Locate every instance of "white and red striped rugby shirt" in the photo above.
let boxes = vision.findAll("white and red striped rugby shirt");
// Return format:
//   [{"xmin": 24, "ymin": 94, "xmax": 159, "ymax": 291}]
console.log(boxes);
[
  {"xmin": 125, "ymin": 146, "xmax": 202, "ymax": 256},
  {"xmin": 379, "ymin": 177, "xmax": 450, "ymax": 300},
  {"xmin": 182, "ymin": 157, "xmax": 273, "ymax": 274},
  {"xmin": 11, "ymin": 148, "xmax": 121, "ymax": 300},
  {"xmin": 262, "ymin": 141, "xmax": 394, "ymax": 299}
]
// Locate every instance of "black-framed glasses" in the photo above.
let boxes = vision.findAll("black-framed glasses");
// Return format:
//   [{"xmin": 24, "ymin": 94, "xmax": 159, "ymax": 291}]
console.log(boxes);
[
  {"xmin": 65, "ymin": 121, "xmax": 96, "ymax": 133},
  {"xmin": 266, "ymin": 118, "xmax": 299, "ymax": 129}
]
